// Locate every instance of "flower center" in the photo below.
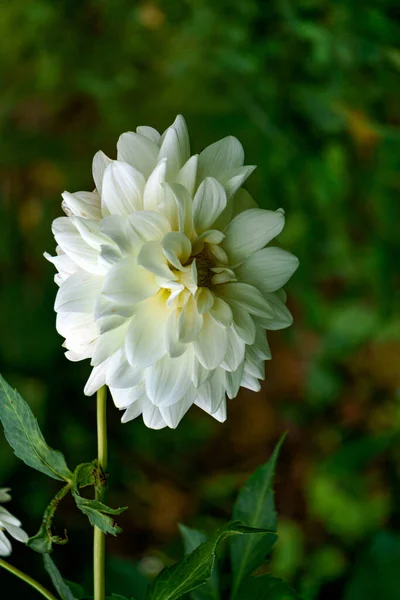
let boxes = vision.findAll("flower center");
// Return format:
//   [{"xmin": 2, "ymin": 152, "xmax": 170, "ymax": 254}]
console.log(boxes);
[{"xmin": 196, "ymin": 255, "xmax": 213, "ymax": 288}]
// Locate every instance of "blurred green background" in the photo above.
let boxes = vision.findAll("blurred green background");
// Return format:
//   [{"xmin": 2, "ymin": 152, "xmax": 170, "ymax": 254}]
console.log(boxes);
[{"xmin": 0, "ymin": 1, "xmax": 399, "ymax": 598}]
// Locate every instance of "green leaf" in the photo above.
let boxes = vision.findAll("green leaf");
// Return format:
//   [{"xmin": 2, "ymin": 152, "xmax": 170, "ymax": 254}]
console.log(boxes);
[
  {"xmin": 344, "ymin": 531, "xmax": 400, "ymax": 600},
  {"xmin": 234, "ymin": 575, "xmax": 301, "ymax": 599},
  {"xmin": 107, "ymin": 555, "xmax": 149, "ymax": 600},
  {"xmin": 0, "ymin": 374, "xmax": 72, "ymax": 481},
  {"xmin": 64, "ymin": 581, "xmax": 86, "ymax": 600},
  {"xmin": 73, "ymin": 493, "xmax": 126, "ymax": 536},
  {"xmin": 43, "ymin": 554, "xmax": 79, "ymax": 600},
  {"xmin": 230, "ymin": 437, "xmax": 285, "ymax": 597},
  {"xmin": 72, "ymin": 461, "xmax": 97, "ymax": 490},
  {"xmin": 146, "ymin": 521, "xmax": 269, "ymax": 600},
  {"xmin": 178, "ymin": 524, "xmax": 220, "ymax": 600}
]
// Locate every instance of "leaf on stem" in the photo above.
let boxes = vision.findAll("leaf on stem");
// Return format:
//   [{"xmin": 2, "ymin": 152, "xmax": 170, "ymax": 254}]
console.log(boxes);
[
  {"xmin": 43, "ymin": 554, "xmax": 80, "ymax": 600},
  {"xmin": 178, "ymin": 524, "xmax": 220, "ymax": 600},
  {"xmin": 0, "ymin": 374, "xmax": 72, "ymax": 481},
  {"xmin": 73, "ymin": 493, "xmax": 127, "ymax": 536},
  {"xmin": 146, "ymin": 521, "xmax": 269, "ymax": 600},
  {"xmin": 230, "ymin": 436, "xmax": 285, "ymax": 597}
]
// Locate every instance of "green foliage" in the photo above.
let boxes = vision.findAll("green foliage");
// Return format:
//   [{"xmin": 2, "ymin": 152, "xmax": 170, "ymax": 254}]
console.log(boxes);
[
  {"xmin": 344, "ymin": 531, "xmax": 400, "ymax": 600},
  {"xmin": 230, "ymin": 436, "xmax": 284, "ymax": 596},
  {"xmin": 72, "ymin": 494, "xmax": 127, "ymax": 536},
  {"xmin": 43, "ymin": 554, "xmax": 80, "ymax": 600},
  {"xmin": 178, "ymin": 524, "xmax": 220, "ymax": 600},
  {"xmin": 146, "ymin": 522, "xmax": 269, "ymax": 600},
  {"xmin": 235, "ymin": 575, "xmax": 301, "ymax": 599},
  {"xmin": 0, "ymin": 374, "xmax": 72, "ymax": 481}
]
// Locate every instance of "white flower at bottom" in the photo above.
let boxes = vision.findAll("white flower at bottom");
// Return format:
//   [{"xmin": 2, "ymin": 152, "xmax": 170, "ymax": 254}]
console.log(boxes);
[
  {"xmin": 46, "ymin": 115, "xmax": 299, "ymax": 429},
  {"xmin": 0, "ymin": 488, "xmax": 28, "ymax": 556}
]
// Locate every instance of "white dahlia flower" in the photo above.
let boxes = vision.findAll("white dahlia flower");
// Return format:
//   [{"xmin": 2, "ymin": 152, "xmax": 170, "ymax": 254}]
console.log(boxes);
[
  {"xmin": 0, "ymin": 488, "xmax": 28, "ymax": 556},
  {"xmin": 46, "ymin": 116, "xmax": 298, "ymax": 429}
]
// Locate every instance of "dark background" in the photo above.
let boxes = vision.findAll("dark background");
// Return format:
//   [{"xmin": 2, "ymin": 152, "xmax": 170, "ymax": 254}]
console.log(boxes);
[{"xmin": 0, "ymin": 1, "xmax": 399, "ymax": 598}]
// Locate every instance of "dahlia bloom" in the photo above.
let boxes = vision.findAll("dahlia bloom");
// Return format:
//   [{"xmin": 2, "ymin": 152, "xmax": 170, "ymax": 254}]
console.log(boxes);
[
  {"xmin": 46, "ymin": 116, "xmax": 298, "ymax": 429},
  {"xmin": 0, "ymin": 488, "xmax": 28, "ymax": 556}
]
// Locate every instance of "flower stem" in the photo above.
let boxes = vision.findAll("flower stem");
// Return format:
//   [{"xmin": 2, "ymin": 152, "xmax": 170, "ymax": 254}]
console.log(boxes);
[
  {"xmin": 94, "ymin": 385, "xmax": 108, "ymax": 600},
  {"xmin": 0, "ymin": 558, "xmax": 58, "ymax": 600}
]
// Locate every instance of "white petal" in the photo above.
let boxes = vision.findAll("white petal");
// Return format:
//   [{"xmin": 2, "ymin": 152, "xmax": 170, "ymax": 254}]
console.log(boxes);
[
  {"xmin": 121, "ymin": 397, "xmax": 144, "ymax": 423},
  {"xmin": 225, "ymin": 363, "xmax": 244, "ymax": 399},
  {"xmin": 209, "ymin": 297, "xmax": 233, "ymax": 328},
  {"xmin": 0, "ymin": 530, "xmax": 12, "ymax": 556},
  {"xmin": 170, "ymin": 115, "xmax": 190, "ymax": 164},
  {"xmin": 117, "ymin": 132, "xmax": 159, "ymax": 177},
  {"xmin": 4, "ymin": 523, "xmax": 28, "ymax": 544},
  {"xmin": 55, "ymin": 272, "xmax": 102, "ymax": 313},
  {"xmin": 236, "ymin": 247, "xmax": 299, "ymax": 294},
  {"xmin": 244, "ymin": 347, "xmax": 265, "ymax": 379},
  {"xmin": 0, "ymin": 508, "xmax": 22, "ymax": 527},
  {"xmin": 160, "ymin": 388, "xmax": 195, "ymax": 428},
  {"xmin": 231, "ymin": 188, "xmax": 258, "ymax": 218},
  {"xmin": 136, "ymin": 125, "xmax": 161, "ymax": 145},
  {"xmin": 102, "ymin": 161, "xmax": 145, "ymax": 215},
  {"xmin": 99, "ymin": 215, "xmax": 133, "ymax": 254},
  {"xmin": 222, "ymin": 208, "xmax": 285, "ymax": 265},
  {"xmin": 241, "ymin": 371, "xmax": 261, "ymax": 392},
  {"xmin": 198, "ymin": 230, "xmax": 225, "ymax": 244},
  {"xmin": 229, "ymin": 303, "xmax": 256, "ymax": 344},
  {"xmin": 216, "ymin": 282, "xmax": 274, "ymax": 319},
  {"xmin": 193, "ymin": 177, "xmax": 227, "ymax": 233},
  {"xmin": 220, "ymin": 326, "xmax": 245, "ymax": 372},
  {"xmin": 125, "ymin": 294, "xmax": 169, "ymax": 369},
  {"xmin": 101, "ymin": 257, "xmax": 159, "ymax": 305},
  {"xmin": 145, "ymin": 351, "xmax": 193, "ymax": 407},
  {"xmin": 70, "ymin": 217, "xmax": 108, "ymax": 251},
  {"xmin": 162, "ymin": 232, "xmax": 191, "ymax": 270},
  {"xmin": 178, "ymin": 295, "xmax": 203, "ymax": 343},
  {"xmin": 193, "ymin": 314, "xmax": 228, "ymax": 370},
  {"xmin": 162, "ymin": 183, "xmax": 194, "ymax": 238},
  {"xmin": 57, "ymin": 312, "xmax": 98, "ymax": 351},
  {"xmin": 257, "ymin": 292, "xmax": 294, "ymax": 330},
  {"xmin": 191, "ymin": 349, "xmax": 214, "ymax": 388},
  {"xmin": 52, "ymin": 217, "xmax": 101, "ymax": 275},
  {"xmin": 110, "ymin": 384, "xmax": 145, "ymax": 409},
  {"xmin": 44, "ymin": 251, "xmax": 80, "ymax": 284},
  {"xmin": 253, "ymin": 326, "xmax": 271, "ymax": 359},
  {"xmin": 91, "ymin": 322, "xmax": 128, "ymax": 366},
  {"xmin": 224, "ymin": 165, "xmax": 256, "ymax": 198},
  {"xmin": 128, "ymin": 210, "xmax": 171, "ymax": 243},
  {"xmin": 137, "ymin": 241, "xmax": 176, "ymax": 280},
  {"xmin": 195, "ymin": 370, "xmax": 225, "ymax": 415},
  {"xmin": 212, "ymin": 400, "xmax": 227, "ymax": 422},
  {"xmin": 84, "ymin": 362, "xmax": 108, "ymax": 396},
  {"xmin": 94, "ymin": 293, "xmax": 134, "ymax": 322},
  {"xmin": 93, "ymin": 150, "xmax": 112, "ymax": 195},
  {"xmin": 143, "ymin": 159, "xmax": 167, "ymax": 211},
  {"xmin": 165, "ymin": 309, "xmax": 187, "ymax": 358},
  {"xmin": 62, "ymin": 190, "xmax": 102, "ymax": 220},
  {"xmin": 141, "ymin": 401, "xmax": 167, "ymax": 430},
  {"xmin": 158, "ymin": 127, "xmax": 181, "ymax": 179},
  {"xmin": 198, "ymin": 136, "xmax": 244, "ymax": 181},
  {"xmin": 196, "ymin": 288, "xmax": 214, "ymax": 314},
  {"xmin": 0, "ymin": 489, "xmax": 11, "ymax": 502},
  {"xmin": 106, "ymin": 348, "xmax": 143, "ymax": 389},
  {"xmin": 176, "ymin": 155, "xmax": 198, "ymax": 196}
]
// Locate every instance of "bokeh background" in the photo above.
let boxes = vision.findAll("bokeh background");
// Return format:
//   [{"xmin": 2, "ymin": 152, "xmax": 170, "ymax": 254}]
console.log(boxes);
[{"xmin": 1, "ymin": 1, "xmax": 399, "ymax": 598}]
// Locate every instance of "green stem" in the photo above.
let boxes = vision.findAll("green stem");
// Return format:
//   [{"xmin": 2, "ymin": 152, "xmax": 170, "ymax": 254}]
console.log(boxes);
[
  {"xmin": 0, "ymin": 558, "xmax": 58, "ymax": 600},
  {"xmin": 94, "ymin": 385, "xmax": 108, "ymax": 600}
]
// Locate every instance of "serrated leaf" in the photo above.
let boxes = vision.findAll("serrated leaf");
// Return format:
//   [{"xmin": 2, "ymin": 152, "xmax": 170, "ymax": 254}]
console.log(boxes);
[
  {"xmin": 234, "ymin": 575, "xmax": 301, "ymax": 599},
  {"xmin": 230, "ymin": 436, "xmax": 285, "ymax": 597},
  {"xmin": 178, "ymin": 524, "xmax": 220, "ymax": 600},
  {"xmin": 73, "ymin": 493, "xmax": 126, "ymax": 536},
  {"xmin": 147, "ymin": 521, "xmax": 268, "ymax": 600},
  {"xmin": 0, "ymin": 375, "xmax": 72, "ymax": 481},
  {"xmin": 43, "ymin": 554, "xmax": 79, "ymax": 600},
  {"xmin": 73, "ymin": 462, "xmax": 97, "ymax": 490}
]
